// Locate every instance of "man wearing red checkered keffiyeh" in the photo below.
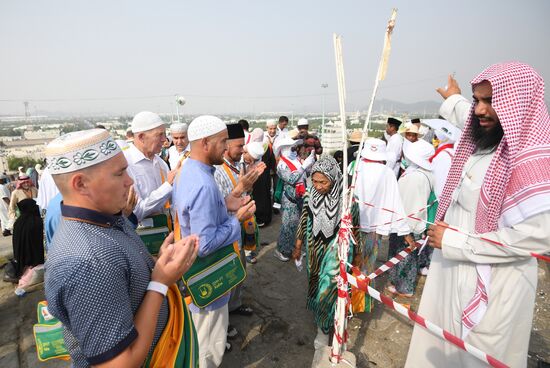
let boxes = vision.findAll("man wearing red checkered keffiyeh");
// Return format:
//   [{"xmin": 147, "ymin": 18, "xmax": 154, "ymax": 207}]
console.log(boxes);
[{"xmin": 406, "ymin": 62, "xmax": 550, "ymax": 368}]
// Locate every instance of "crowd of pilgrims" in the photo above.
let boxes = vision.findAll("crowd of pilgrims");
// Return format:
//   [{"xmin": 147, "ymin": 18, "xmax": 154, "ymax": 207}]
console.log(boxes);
[
  {"xmin": 2, "ymin": 62, "xmax": 549, "ymax": 368},
  {"xmin": 2, "ymin": 112, "xmax": 459, "ymax": 357}
]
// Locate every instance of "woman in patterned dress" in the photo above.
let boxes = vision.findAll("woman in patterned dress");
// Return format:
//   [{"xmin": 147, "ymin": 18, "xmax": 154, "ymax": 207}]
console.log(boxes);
[
  {"xmin": 273, "ymin": 137, "xmax": 315, "ymax": 261},
  {"xmin": 292, "ymin": 156, "xmax": 359, "ymax": 347}
]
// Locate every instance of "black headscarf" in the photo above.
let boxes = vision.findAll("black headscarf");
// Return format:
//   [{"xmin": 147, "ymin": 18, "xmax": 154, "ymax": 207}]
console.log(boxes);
[{"xmin": 12, "ymin": 198, "xmax": 44, "ymax": 276}]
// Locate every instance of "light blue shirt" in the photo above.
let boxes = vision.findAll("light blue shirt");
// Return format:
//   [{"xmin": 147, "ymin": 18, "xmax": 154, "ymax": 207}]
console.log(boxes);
[
  {"xmin": 173, "ymin": 158, "xmax": 241, "ymax": 312},
  {"xmin": 45, "ymin": 192, "xmax": 63, "ymax": 252}
]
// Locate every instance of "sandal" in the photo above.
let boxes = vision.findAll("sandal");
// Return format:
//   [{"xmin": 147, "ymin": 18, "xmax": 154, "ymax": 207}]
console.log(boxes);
[
  {"xmin": 227, "ymin": 324, "xmax": 238, "ymax": 339},
  {"xmin": 246, "ymin": 255, "xmax": 257, "ymax": 264},
  {"xmin": 231, "ymin": 304, "xmax": 254, "ymax": 316},
  {"xmin": 385, "ymin": 285, "xmax": 413, "ymax": 298}
]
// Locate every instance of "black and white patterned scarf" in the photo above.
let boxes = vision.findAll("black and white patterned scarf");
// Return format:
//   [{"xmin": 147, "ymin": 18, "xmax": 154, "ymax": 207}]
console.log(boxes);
[{"xmin": 309, "ymin": 156, "xmax": 343, "ymax": 239}]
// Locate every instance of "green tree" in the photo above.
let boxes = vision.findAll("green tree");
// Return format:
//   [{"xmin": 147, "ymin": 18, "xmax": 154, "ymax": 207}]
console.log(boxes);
[{"xmin": 7, "ymin": 156, "xmax": 43, "ymax": 171}]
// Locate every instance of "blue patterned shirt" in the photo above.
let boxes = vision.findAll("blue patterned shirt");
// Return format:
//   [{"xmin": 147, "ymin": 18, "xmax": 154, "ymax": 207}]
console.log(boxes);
[{"xmin": 45, "ymin": 204, "xmax": 168, "ymax": 367}]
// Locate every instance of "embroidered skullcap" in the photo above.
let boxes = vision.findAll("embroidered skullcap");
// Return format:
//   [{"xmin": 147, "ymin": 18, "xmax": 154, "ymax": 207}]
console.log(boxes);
[
  {"xmin": 226, "ymin": 122, "xmax": 245, "ymax": 140},
  {"xmin": 266, "ymin": 119, "xmax": 277, "ymax": 127},
  {"xmin": 297, "ymin": 118, "xmax": 309, "ymax": 127},
  {"xmin": 45, "ymin": 129, "xmax": 122, "ymax": 175},
  {"xmin": 187, "ymin": 115, "xmax": 227, "ymax": 141},
  {"xmin": 246, "ymin": 142, "xmax": 265, "ymax": 160},
  {"xmin": 131, "ymin": 111, "xmax": 165, "ymax": 133},
  {"xmin": 170, "ymin": 122, "xmax": 188, "ymax": 133}
]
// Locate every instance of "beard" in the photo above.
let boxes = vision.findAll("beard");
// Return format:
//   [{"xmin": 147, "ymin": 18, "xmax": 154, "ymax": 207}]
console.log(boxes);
[{"xmin": 470, "ymin": 115, "xmax": 504, "ymax": 151}]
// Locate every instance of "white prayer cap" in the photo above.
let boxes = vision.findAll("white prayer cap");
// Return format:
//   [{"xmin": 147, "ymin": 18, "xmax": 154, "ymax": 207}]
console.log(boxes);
[
  {"xmin": 187, "ymin": 115, "xmax": 227, "ymax": 142},
  {"xmin": 170, "ymin": 122, "xmax": 188, "ymax": 133},
  {"xmin": 297, "ymin": 118, "xmax": 309, "ymax": 127},
  {"xmin": 402, "ymin": 139, "xmax": 435, "ymax": 171},
  {"xmin": 131, "ymin": 111, "xmax": 165, "ymax": 133},
  {"xmin": 45, "ymin": 129, "xmax": 122, "ymax": 175},
  {"xmin": 266, "ymin": 119, "xmax": 277, "ymax": 127},
  {"xmin": 245, "ymin": 142, "xmax": 266, "ymax": 161},
  {"xmin": 360, "ymin": 138, "xmax": 388, "ymax": 162}
]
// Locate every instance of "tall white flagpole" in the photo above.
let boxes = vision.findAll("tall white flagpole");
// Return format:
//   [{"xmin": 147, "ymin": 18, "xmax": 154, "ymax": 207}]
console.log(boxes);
[
  {"xmin": 330, "ymin": 8, "xmax": 398, "ymax": 365},
  {"xmin": 330, "ymin": 32, "xmax": 352, "ymax": 364},
  {"xmin": 348, "ymin": 8, "xmax": 398, "ymax": 211}
]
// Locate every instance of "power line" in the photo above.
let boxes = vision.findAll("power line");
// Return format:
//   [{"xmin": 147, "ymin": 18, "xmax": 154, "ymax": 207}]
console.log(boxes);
[{"xmin": 0, "ymin": 74, "xmax": 448, "ymax": 103}]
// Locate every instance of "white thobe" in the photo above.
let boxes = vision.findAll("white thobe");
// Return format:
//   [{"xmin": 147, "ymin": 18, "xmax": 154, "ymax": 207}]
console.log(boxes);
[
  {"xmin": 167, "ymin": 145, "xmax": 190, "ymax": 170},
  {"xmin": 0, "ymin": 184, "xmax": 11, "ymax": 231},
  {"xmin": 36, "ymin": 168, "xmax": 60, "ymax": 211},
  {"xmin": 405, "ymin": 150, "xmax": 550, "ymax": 368},
  {"xmin": 355, "ymin": 161, "xmax": 410, "ymax": 236},
  {"xmin": 431, "ymin": 145, "xmax": 455, "ymax": 198},
  {"xmin": 124, "ymin": 144, "xmax": 172, "ymax": 221},
  {"xmin": 439, "ymin": 94, "xmax": 471, "ymax": 129},
  {"xmin": 385, "ymin": 133, "xmax": 404, "ymax": 177}
]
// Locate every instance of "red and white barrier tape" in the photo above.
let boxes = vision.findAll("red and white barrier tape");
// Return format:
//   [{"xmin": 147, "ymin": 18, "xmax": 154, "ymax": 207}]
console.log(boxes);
[
  {"xmin": 347, "ymin": 239, "xmax": 423, "ymax": 282},
  {"xmin": 346, "ymin": 272, "xmax": 509, "ymax": 368},
  {"xmin": 352, "ymin": 196, "xmax": 550, "ymax": 263}
]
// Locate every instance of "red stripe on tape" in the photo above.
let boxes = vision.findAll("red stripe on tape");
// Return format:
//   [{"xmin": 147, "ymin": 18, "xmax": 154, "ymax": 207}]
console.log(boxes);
[{"xmin": 443, "ymin": 330, "xmax": 466, "ymax": 351}]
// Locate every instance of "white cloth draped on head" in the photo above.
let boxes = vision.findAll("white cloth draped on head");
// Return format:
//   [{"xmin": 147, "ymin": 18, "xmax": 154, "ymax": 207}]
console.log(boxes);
[
  {"xmin": 355, "ymin": 158, "xmax": 410, "ymax": 236},
  {"xmin": 245, "ymin": 142, "xmax": 265, "ymax": 161},
  {"xmin": 250, "ymin": 128, "xmax": 264, "ymax": 143}
]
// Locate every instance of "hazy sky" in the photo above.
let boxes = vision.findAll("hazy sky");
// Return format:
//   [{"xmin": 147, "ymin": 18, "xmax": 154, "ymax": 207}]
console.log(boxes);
[{"xmin": 1, "ymin": 0, "xmax": 549, "ymax": 117}]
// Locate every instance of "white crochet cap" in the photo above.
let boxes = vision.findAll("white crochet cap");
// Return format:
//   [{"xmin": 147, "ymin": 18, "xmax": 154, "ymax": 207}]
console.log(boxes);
[
  {"xmin": 246, "ymin": 142, "xmax": 266, "ymax": 160},
  {"xmin": 266, "ymin": 119, "xmax": 277, "ymax": 127},
  {"xmin": 131, "ymin": 111, "xmax": 165, "ymax": 133},
  {"xmin": 297, "ymin": 118, "xmax": 309, "ymax": 127},
  {"xmin": 187, "ymin": 115, "xmax": 227, "ymax": 141},
  {"xmin": 170, "ymin": 122, "xmax": 188, "ymax": 133},
  {"xmin": 45, "ymin": 129, "xmax": 122, "ymax": 174}
]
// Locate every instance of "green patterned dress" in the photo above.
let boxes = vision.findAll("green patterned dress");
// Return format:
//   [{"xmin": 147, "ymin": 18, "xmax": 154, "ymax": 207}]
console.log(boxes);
[{"xmin": 296, "ymin": 192, "xmax": 360, "ymax": 334}]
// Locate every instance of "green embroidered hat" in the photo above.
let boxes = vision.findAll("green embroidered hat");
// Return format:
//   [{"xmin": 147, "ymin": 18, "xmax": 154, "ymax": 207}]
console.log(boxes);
[{"xmin": 46, "ymin": 129, "xmax": 122, "ymax": 174}]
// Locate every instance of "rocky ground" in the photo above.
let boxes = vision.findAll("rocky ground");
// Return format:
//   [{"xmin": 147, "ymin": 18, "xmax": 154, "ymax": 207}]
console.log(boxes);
[{"xmin": 0, "ymin": 213, "xmax": 549, "ymax": 367}]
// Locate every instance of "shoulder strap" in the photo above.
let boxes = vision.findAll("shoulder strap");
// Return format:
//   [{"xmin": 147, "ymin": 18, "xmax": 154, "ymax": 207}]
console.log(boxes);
[
  {"xmin": 222, "ymin": 163, "xmax": 238, "ymax": 187},
  {"xmin": 280, "ymin": 155, "xmax": 298, "ymax": 172}
]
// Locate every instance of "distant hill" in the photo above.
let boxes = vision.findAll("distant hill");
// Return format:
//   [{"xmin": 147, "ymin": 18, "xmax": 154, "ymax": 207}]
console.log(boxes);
[{"xmin": 369, "ymin": 99, "xmax": 442, "ymax": 115}]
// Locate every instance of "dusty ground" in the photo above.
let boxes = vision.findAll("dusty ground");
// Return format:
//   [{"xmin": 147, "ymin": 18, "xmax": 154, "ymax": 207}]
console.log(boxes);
[{"xmin": 0, "ymin": 213, "xmax": 549, "ymax": 367}]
